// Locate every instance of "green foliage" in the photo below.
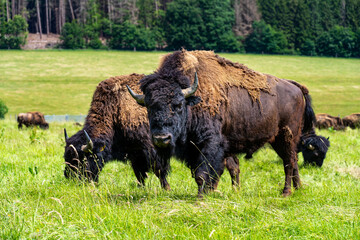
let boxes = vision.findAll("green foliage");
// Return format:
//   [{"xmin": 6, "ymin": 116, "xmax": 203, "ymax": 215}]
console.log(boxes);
[
  {"xmin": 300, "ymin": 39, "xmax": 316, "ymax": 56},
  {"xmin": 165, "ymin": 0, "xmax": 242, "ymax": 52},
  {"xmin": 83, "ymin": 25, "xmax": 103, "ymax": 49},
  {"xmin": 354, "ymin": 28, "xmax": 360, "ymax": 57},
  {"xmin": 28, "ymin": 166, "xmax": 39, "ymax": 176},
  {"xmin": 257, "ymin": 0, "xmax": 360, "ymax": 57},
  {"xmin": 60, "ymin": 21, "xmax": 85, "ymax": 49},
  {"xmin": 108, "ymin": 21, "xmax": 156, "ymax": 50},
  {"xmin": 137, "ymin": 0, "xmax": 164, "ymax": 29},
  {"xmin": 316, "ymin": 25, "xmax": 356, "ymax": 57},
  {"xmin": 245, "ymin": 21, "xmax": 288, "ymax": 54},
  {"xmin": 0, "ymin": 98, "xmax": 8, "ymax": 119},
  {"xmin": 0, "ymin": 15, "xmax": 28, "ymax": 49},
  {"xmin": 165, "ymin": 0, "xmax": 205, "ymax": 50},
  {"xmin": 198, "ymin": 0, "xmax": 242, "ymax": 52}
]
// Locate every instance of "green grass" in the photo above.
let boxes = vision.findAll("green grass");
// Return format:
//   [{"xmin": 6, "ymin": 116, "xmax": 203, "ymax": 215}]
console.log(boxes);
[
  {"xmin": 1, "ymin": 51, "xmax": 360, "ymax": 238},
  {"xmin": 0, "ymin": 50, "xmax": 359, "ymax": 116},
  {"xmin": 1, "ymin": 120, "xmax": 359, "ymax": 239}
]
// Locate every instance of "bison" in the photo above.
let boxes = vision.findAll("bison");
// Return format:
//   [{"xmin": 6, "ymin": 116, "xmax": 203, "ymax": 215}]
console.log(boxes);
[
  {"xmin": 315, "ymin": 113, "xmax": 345, "ymax": 130},
  {"xmin": 17, "ymin": 111, "xmax": 49, "ymax": 129},
  {"xmin": 127, "ymin": 50, "xmax": 316, "ymax": 197},
  {"xmin": 342, "ymin": 113, "xmax": 360, "ymax": 129},
  {"xmin": 64, "ymin": 73, "xmax": 170, "ymax": 190},
  {"xmin": 298, "ymin": 131, "xmax": 330, "ymax": 167},
  {"xmin": 245, "ymin": 131, "xmax": 330, "ymax": 168}
]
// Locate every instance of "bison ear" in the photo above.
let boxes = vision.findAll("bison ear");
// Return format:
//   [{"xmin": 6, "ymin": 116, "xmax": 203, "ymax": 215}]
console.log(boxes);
[{"xmin": 186, "ymin": 96, "xmax": 201, "ymax": 106}]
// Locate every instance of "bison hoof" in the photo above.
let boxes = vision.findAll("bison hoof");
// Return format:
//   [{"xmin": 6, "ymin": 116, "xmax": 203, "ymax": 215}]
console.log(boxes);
[
  {"xmin": 282, "ymin": 188, "xmax": 292, "ymax": 197},
  {"xmin": 163, "ymin": 184, "xmax": 171, "ymax": 191}
]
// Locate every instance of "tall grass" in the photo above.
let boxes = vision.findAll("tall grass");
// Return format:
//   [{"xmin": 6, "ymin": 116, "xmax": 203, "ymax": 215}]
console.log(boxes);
[
  {"xmin": 0, "ymin": 50, "xmax": 359, "ymax": 116},
  {"xmin": 0, "ymin": 120, "xmax": 359, "ymax": 239}
]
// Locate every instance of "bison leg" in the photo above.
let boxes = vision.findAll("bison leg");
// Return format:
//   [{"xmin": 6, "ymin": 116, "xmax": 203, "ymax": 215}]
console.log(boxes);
[
  {"xmin": 224, "ymin": 155, "xmax": 240, "ymax": 188},
  {"xmin": 271, "ymin": 126, "xmax": 301, "ymax": 196},
  {"xmin": 132, "ymin": 166, "xmax": 148, "ymax": 187},
  {"xmin": 18, "ymin": 122, "xmax": 22, "ymax": 129},
  {"xmin": 154, "ymin": 163, "xmax": 171, "ymax": 191}
]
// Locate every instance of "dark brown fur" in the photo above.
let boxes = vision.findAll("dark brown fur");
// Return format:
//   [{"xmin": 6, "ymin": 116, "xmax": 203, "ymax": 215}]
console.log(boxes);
[
  {"xmin": 17, "ymin": 111, "xmax": 49, "ymax": 129},
  {"xmin": 64, "ymin": 74, "xmax": 170, "ymax": 189},
  {"xmin": 137, "ymin": 50, "xmax": 316, "ymax": 197},
  {"xmin": 315, "ymin": 113, "xmax": 345, "ymax": 130},
  {"xmin": 342, "ymin": 113, "xmax": 360, "ymax": 129}
]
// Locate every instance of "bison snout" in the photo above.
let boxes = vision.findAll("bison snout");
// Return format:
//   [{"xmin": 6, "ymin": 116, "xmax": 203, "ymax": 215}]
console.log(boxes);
[{"xmin": 152, "ymin": 134, "xmax": 172, "ymax": 148}]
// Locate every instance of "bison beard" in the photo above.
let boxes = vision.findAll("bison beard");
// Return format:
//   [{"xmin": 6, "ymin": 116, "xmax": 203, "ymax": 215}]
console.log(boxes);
[
  {"xmin": 63, "ymin": 74, "xmax": 170, "ymax": 190},
  {"xmin": 128, "ymin": 50, "xmax": 316, "ymax": 197}
]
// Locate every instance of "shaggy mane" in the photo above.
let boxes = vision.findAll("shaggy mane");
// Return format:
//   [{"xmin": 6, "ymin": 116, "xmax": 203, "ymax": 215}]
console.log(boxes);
[
  {"xmin": 86, "ymin": 73, "xmax": 148, "ymax": 138},
  {"xmin": 153, "ymin": 49, "xmax": 271, "ymax": 115}
]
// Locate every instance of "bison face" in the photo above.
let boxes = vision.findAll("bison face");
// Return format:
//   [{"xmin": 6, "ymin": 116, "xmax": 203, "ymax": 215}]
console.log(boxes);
[
  {"xmin": 127, "ymin": 73, "xmax": 201, "ymax": 150},
  {"xmin": 300, "ymin": 136, "xmax": 330, "ymax": 167},
  {"xmin": 64, "ymin": 129, "xmax": 104, "ymax": 181},
  {"xmin": 147, "ymin": 88, "xmax": 188, "ymax": 149}
]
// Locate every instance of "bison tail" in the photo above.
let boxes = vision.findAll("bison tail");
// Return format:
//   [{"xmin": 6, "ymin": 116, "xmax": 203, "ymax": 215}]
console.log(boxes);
[
  {"xmin": 303, "ymin": 93, "xmax": 316, "ymax": 133},
  {"xmin": 287, "ymin": 80, "xmax": 316, "ymax": 133}
]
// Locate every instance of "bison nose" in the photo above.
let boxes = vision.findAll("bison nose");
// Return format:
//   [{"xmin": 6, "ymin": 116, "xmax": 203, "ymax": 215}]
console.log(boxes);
[{"xmin": 152, "ymin": 134, "xmax": 172, "ymax": 148}]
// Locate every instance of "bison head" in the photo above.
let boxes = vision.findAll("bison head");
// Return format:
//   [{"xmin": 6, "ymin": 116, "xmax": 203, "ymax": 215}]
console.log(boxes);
[
  {"xmin": 127, "ymin": 72, "xmax": 201, "ymax": 150},
  {"xmin": 40, "ymin": 122, "xmax": 49, "ymax": 130},
  {"xmin": 64, "ymin": 129, "xmax": 105, "ymax": 181},
  {"xmin": 300, "ymin": 135, "xmax": 330, "ymax": 167}
]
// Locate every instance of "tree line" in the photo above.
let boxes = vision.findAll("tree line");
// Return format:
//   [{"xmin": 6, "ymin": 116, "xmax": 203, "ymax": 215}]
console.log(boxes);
[{"xmin": 0, "ymin": 0, "xmax": 360, "ymax": 57}]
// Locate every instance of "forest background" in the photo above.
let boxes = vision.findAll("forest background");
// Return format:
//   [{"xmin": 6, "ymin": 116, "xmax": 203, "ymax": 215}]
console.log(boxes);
[{"xmin": 1, "ymin": 0, "xmax": 360, "ymax": 57}]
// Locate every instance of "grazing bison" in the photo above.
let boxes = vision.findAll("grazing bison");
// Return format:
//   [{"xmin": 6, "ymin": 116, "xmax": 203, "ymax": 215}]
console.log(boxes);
[
  {"xmin": 342, "ymin": 113, "xmax": 360, "ymax": 129},
  {"xmin": 64, "ymin": 73, "xmax": 170, "ymax": 190},
  {"xmin": 245, "ymin": 131, "xmax": 330, "ymax": 168},
  {"xmin": 315, "ymin": 113, "xmax": 345, "ymax": 130},
  {"xmin": 127, "ymin": 50, "xmax": 316, "ymax": 197},
  {"xmin": 298, "ymin": 131, "xmax": 330, "ymax": 167},
  {"xmin": 17, "ymin": 111, "xmax": 49, "ymax": 129}
]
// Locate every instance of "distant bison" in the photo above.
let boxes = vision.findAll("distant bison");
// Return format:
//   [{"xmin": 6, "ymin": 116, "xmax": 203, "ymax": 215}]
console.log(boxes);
[
  {"xmin": 342, "ymin": 113, "xmax": 360, "ymax": 129},
  {"xmin": 128, "ymin": 50, "xmax": 316, "ymax": 197},
  {"xmin": 315, "ymin": 113, "xmax": 344, "ymax": 130},
  {"xmin": 298, "ymin": 132, "xmax": 330, "ymax": 167},
  {"xmin": 64, "ymin": 74, "xmax": 170, "ymax": 189},
  {"xmin": 17, "ymin": 111, "xmax": 49, "ymax": 129}
]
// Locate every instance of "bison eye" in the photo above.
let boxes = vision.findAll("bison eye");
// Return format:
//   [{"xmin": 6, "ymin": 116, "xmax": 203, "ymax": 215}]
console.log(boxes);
[{"xmin": 173, "ymin": 102, "xmax": 183, "ymax": 111}]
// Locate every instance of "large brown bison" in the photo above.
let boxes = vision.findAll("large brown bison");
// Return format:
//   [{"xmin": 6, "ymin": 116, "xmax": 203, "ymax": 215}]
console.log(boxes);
[
  {"xmin": 17, "ymin": 111, "xmax": 49, "ymax": 129},
  {"xmin": 342, "ymin": 113, "xmax": 360, "ymax": 129},
  {"xmin": 127, "ymin": 50, "xmax": 316, "ymax": 197},
  {"xmin": 64, "ymin": 74, "xmax": 170, "ymax": 189},
  {"xmin": 315, "ymin": 113, "xmax": 345, "ymax": 130}
]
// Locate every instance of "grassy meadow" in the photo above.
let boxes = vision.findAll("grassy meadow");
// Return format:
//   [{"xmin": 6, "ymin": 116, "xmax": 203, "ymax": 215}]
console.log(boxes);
[
  {"xmin": 0, "ymin": 50, "xmax": 360, "ymax": 239},
  {"xmin": 0, "ymin": 50, "xmax": 360, "ymax": 116}
]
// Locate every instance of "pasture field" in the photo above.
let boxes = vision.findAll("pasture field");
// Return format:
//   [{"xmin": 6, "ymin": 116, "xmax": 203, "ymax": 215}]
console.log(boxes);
[
  {"xmin": 0, "ymin": 120, "xmax": 359, "ymax": 239},
  {"xmin": 0, "ymin": 50, "xmax": 360, "ymax": 116},
  {"xmin": 0, "ymin": 50, "xmax": 360, "ymax": 239}
]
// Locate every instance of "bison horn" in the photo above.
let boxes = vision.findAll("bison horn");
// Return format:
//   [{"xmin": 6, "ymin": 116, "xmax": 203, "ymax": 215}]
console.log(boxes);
[
  {"xmin": 182, "ymin": 72, "xmax": 199, "ymax": 98},
  {"xmin": 69, "ymin": 144, "xmax": 79, "ymax": 160},
  {"xmin": 81, "ymin": 130, "xmax": 94, "ymax": 153},
  {"xmin": 307, "ymin": 144, "xmax": 315, "ymax": 150},
  {"xmin": 64, "ymin": 128, "xmax": 68, "ymax": 141},
  {"xmin": 126, "ymin": 85, "xmax": 145, "ymax": 106}
]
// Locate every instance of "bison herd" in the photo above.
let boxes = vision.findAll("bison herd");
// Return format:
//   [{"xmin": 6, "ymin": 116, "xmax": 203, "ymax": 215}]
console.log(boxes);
[{"xmin": 16, "ymin": 50, "xmax": 359, "ymax": 197}]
